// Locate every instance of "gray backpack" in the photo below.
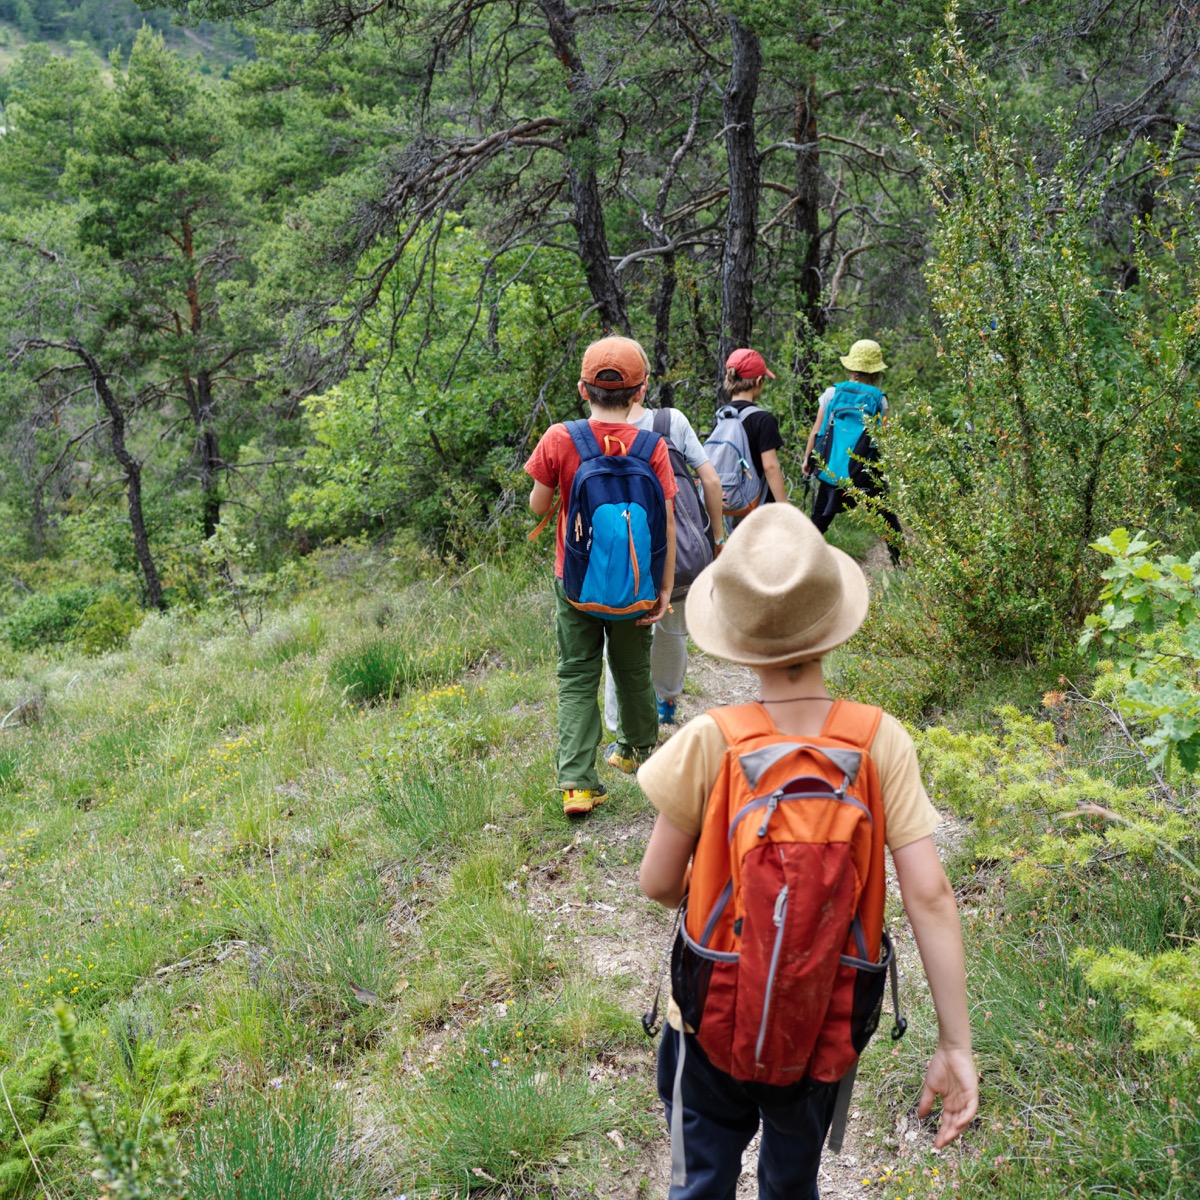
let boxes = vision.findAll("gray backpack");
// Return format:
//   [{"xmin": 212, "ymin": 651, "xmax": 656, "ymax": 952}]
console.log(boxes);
[
  {"xmin": 703, "ymin": 405, "xmax": 767, "ymax": 516},
  {"xmin": 652, "ymin": 409, "xmax": 713, "ymax": 599}
]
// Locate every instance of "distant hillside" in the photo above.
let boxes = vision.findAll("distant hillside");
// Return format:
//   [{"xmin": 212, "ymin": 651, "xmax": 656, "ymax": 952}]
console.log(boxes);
[{"xmin": 0, "ymin": 1, "xmax": 252, "ymax": 65}]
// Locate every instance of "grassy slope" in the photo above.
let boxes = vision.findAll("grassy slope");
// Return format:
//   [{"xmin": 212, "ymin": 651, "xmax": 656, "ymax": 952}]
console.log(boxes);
[{"xmin": 0, "ymin": 541, "xmax": 1196, "ymax": 1198}]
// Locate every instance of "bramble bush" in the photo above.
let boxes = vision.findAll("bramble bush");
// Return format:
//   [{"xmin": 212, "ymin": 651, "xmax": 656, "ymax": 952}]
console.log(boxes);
[
  {"xmin": 3, "ymin": 585, "xmax": 100, "ymax": 650},
  {"xmin": 1080, "ymin": 528, "xmax": 1200, "ymax": 772},
  {"xmin": 1075, "ymin": 527, "xmax": 1200, "ymax": 1063},
  {"xmin": 880, "ymin": 11, "xmax": 1197, "ymax": 658}
]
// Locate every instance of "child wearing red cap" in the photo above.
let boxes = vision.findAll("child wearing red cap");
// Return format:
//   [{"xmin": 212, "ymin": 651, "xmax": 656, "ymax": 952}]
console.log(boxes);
[{"xmin": 723, "ymin": 348, "xmax": 788, "ymax": 511}]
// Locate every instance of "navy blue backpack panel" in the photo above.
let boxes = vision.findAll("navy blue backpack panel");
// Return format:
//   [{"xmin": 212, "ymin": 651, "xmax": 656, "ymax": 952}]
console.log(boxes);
[{"xmin": 561, "ymin": 420, "xmax": 668, "ymax": 619}]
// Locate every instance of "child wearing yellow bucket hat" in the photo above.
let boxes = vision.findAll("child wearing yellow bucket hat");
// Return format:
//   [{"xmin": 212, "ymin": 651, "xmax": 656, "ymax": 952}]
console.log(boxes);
[
  {"xmin": 802, "ymin": 339, "xmax": 904, "ymax": 564},
  {"xmin": 636, "ymin": 504, "xmax": 977, "ymax": 1198}
]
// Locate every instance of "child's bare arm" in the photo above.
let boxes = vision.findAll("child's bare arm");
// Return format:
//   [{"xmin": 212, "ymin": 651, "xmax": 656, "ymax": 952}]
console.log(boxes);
[
  {"xmin": 639, "ymin": 812, "xmax": 696, "ymax": 907},
  {"xmin": 892, "ymin": 835, "xmax": 979, "ymax": 1148},
  {"xmin": 529, "ymin": 480, "xmax": 556, "ymax": 514},
  {"xmin": 760, "ymin": 449, "xmax": 788, "ymax": 504}
]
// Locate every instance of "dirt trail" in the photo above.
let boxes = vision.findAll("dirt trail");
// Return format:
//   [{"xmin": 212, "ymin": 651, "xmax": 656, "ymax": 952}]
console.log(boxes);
[{"xmin": 547, "ymin": 546, "xmax": 957, "ymax": 1198}]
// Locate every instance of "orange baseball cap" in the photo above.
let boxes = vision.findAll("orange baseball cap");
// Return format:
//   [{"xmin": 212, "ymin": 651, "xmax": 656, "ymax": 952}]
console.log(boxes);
[
  {"xmin": 580, "ymin": 336, "xmax": 648, "ymax": 389},
  {"xmin": 726, "ymin": 348, "xmax": 776, "ymax": 379}
]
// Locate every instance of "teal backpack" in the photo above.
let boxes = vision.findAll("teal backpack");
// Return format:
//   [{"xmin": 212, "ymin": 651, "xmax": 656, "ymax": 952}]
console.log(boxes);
[{"xmin": 813, "ymin": 382, "xmax": 885, "ymax": 486}]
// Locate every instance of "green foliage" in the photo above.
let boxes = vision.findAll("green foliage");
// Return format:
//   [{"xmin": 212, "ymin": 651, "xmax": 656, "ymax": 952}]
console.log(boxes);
[
  {"xmin": 3, "ymin": 584, "xmax": 98, "ymax": 649},
  {"xmin": 0, "ymin": 42, "xmax": 104, "ymax": 208},
  {"xmin": 913, "ymin": 706, "xmax": 1185, "ymax": 878},
  {"xmin": 1075, "ymin": 945, "xmax": 1200, "ymax": 1061},
  {"xmin": 885, "ymin": 11, "xmax": 1189, "ymax": 657},
  {"xmin": 1080, "ymin": 527, "xmax": 1200, "ymax": 771},
  {"xmin": 186, "ymin": 1085, "xmax": 366, "ymax": 1200},
  {"xmin": 0, "ymin": 1033, "xmax": 74, "ymax": 1198},
  {"xmin": 76, "ymin": 593, "xmax": 144, "ymax": 655},
  {"xmin": 53, "ymin": 1001, "xmax": 189, "ymax": 1200},
  {"xmin": 287, "ymin": 222, "xmax": 589, "ymax": 550}
]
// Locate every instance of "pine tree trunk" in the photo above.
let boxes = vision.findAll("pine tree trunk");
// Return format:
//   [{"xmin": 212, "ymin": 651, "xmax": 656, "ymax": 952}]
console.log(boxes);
[
  {"xmin": 537, "ymin": 0, "xmax": 630, "ymax": 334},
  {"xmin": 68, "ymin": 340, "xmax": 165, "ymax": 609},
  {"xmin": 718, "ymin": 15, "xmax": 762, "ymax": 388}
]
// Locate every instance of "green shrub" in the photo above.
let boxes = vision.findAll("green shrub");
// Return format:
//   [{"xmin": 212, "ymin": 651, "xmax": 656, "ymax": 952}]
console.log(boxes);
[
  {"xmin": 885, "ymin": 15, "xmax": 1194, "ymax": 657},
  {"xmin": 0, "ymin": 1036, "xmax": 76, "ymax": 1199},
  {"xmin": 77, "ymin": 593, "xmax": 145, "ymax": 655},
  {"xmin": 3, "ymin": 585, "xmax": 99, "ymax": 650}
]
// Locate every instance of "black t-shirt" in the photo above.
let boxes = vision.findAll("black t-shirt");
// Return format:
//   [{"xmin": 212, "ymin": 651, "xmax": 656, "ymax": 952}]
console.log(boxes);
[{"xmin": 729, "ymin": 400, "xmax": 784, "ymax": 495}]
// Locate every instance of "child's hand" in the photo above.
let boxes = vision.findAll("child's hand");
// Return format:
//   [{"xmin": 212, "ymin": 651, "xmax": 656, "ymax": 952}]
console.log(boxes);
[
  {"xmin": 918, "ymin": 1045, "xmax": 978, "ymax": 1148},
  {"xmin": 636, "ymin": 589, "xmax": 671, "ymax": 625}
]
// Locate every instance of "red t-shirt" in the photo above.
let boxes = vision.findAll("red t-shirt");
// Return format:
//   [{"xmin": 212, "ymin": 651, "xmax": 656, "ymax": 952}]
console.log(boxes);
[{"xmin": 525, "ymin": 420, "xmax": 678, "ymax": 578}]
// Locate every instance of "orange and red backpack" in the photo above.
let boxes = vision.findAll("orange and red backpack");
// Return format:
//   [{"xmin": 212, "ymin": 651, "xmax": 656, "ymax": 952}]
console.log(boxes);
[{"xmin": 662, "ymin": 699, "xmax": 905, "ymax": 1164}]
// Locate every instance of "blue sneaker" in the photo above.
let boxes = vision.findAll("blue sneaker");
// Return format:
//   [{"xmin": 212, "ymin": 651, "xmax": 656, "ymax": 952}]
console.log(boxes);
[{"xmin": 657, "ymin": 698, "xmax": 677, "ymax": 725}]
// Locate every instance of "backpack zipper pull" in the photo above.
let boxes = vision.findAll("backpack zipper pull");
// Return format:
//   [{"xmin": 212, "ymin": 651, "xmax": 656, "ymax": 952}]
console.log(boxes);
[
  {"xmin": 757, "ymin": 791, "xmax": 782, "ymax": 838},
  {"xmin": 773, "ymin": 884, "xmax": 789, "ymax": 927},
  {"xmin": 574, "ymin": 512, "xmax": 583, "ymax": 542}
]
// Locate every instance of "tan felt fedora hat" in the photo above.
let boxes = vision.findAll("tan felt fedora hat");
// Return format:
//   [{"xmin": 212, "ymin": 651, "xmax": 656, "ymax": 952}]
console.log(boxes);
[
  {"xmin": 686, "ymin": 505, "xmax": 869, "ymax": 667},
  {"xmin": 839, "ymin": 339, "xmax": 888, "ymax": 374}
]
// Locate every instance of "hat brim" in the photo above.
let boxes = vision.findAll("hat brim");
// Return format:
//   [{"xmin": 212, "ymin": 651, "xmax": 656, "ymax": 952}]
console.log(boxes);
[
  {"xmin": 685, "ymin": 544, "xmax": 869, "ymax": 668},
  {"xmin": 839, "ymin": 355, "xmax": 887, "ymax": 372}
]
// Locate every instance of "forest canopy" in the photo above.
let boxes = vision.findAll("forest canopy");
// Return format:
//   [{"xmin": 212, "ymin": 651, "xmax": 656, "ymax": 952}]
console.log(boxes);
[{"xmin": 0, "ymin": 0, "xmax": 1197, "ymax": 657}]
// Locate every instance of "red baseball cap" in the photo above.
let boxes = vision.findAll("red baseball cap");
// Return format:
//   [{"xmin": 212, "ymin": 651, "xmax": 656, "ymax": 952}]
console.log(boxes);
[
  {"xmin": 580, "ymin": 336, "xmax": 648, "ymax": 389},
  {"xmin": 726, "ymin": 348, "xmax": 776, "ymax": 380}
]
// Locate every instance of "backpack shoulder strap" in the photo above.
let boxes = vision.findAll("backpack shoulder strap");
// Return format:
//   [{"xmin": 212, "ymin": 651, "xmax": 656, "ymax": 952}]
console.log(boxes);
[
  {"xmin": 707, "ymin": 702, "xmax": 778, "ymax": 748},
  {"xmin": 821, "ymin": 699, "xmax": 883, "ymax": 750},
  {"xmin": 735, "ymin": 404, "xmax": 762, "ymax": 422},
  {"xmin": 628, "ymin": 428, "xmax": 662, "ymax": 463},
  {"xmin": 652, "ymin": 407, "xmax": 675, "ymax": 447},
  {"xmin": 565, "ymin": 419, "xmax": 602, "ymax": 462},
  {"xmin": 713, "ymin": 404, "xmax": 740, "ymax": 422}
]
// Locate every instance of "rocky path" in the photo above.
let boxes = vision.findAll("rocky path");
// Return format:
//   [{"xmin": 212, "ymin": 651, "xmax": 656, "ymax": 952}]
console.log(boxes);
[{"xmin": 544, "ymin": 544, "xmax": 958, "ymax": 1198}]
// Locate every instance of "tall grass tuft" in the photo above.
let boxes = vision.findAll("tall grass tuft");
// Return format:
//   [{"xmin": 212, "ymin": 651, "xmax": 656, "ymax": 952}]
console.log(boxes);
[
  {"xmin": 328, "ymin": 634, "xmax": 470, "ymax": 703},
  {"xmin": 186, "ymin": 1085, "xmax": 367, "ymax": 1200},
  {"xmin": 373, "ymin": 764, "xmax": 498, "ymax": 852},
  {"xmin": 394, "ymin": 1021, "xmax": 605, "ymax": 1194}
]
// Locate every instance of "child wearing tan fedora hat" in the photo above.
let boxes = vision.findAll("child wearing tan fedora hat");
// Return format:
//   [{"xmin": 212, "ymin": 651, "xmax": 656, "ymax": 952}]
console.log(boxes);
[
  {"xmin": 637, "ymin": 505, "xmax": 977, "ymax": 1198},
  {"xmin": 803, "ymin": 338, "xmax": 904, "ymax": 564}
]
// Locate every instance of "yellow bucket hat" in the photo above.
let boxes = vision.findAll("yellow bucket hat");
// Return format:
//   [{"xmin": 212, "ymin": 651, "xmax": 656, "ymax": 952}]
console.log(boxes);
[{"xmin": 839, "ymin": 339, "xmax": 887, "ymax": 374}]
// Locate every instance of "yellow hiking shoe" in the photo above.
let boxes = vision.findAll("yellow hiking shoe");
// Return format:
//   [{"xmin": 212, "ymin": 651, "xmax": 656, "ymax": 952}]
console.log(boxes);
[
  {"xmin": 562, "ymin": 786, "xmax": 607, "ymax": 816},
  {"xmin": 605, "ymin": 742, "xmax": 649, "ymax": 774}
]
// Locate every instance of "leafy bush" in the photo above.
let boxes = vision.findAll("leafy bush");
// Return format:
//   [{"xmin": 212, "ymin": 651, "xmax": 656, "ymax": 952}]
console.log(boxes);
[
  {"xmin": 0, "ymin": 1035, "xmax": 75, "ymax": 1199},
  {"xmin": 3, "ymin": 585, "xmax": 99, "ymax": 650},
  {"xmin": 1080, "ymin": 528, "xmax": 1200, "ymax": 770},
  {"xmin": 77, "ymin": 593, "xmax": 145, "ymax": 654},
  {"xmin": 287, "ymin": 221, "xmax": 589, "ymax": 552},
  {"xmin": 884, "ymin": 14, "xmax": 1195, "ymax": 657}
]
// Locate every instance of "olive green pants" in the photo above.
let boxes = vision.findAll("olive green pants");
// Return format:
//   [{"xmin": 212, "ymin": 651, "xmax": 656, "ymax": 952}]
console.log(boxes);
[{"xmin": 554, "ymin": 579, "xmax": 657, "ymax": 790}]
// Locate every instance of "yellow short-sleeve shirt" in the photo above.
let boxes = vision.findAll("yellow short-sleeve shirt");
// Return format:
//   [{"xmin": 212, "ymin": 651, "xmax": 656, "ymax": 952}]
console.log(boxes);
[{"xmin": 637, "ymin": 709, "xmax": 939, "ymax": 851}]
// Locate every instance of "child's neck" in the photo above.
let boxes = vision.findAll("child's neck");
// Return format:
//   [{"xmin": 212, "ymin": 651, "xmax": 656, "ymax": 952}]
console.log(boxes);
[
  {"xmin": 756, "ymin": 662, "xmax": 831, "ymax": 736},
  {"xmin": 589, "ymin": 402, "xmax": 634, "ymax": 422}
]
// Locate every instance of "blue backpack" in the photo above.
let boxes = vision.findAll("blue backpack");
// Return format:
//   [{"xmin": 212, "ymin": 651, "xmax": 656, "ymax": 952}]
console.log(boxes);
[
  {"xmin": 813, "ymin": 382, "xmax": 885, "ymax": 486},
  {"xmin": 561, "ymin": 420, "xmax": 668, "ymax": 619}
]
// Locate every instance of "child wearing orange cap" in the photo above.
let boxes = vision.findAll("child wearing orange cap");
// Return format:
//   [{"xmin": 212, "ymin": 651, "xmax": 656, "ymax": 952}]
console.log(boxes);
[{"xmin": 525, "ymin": 336, "xmax": 678, "ymax": 815}]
